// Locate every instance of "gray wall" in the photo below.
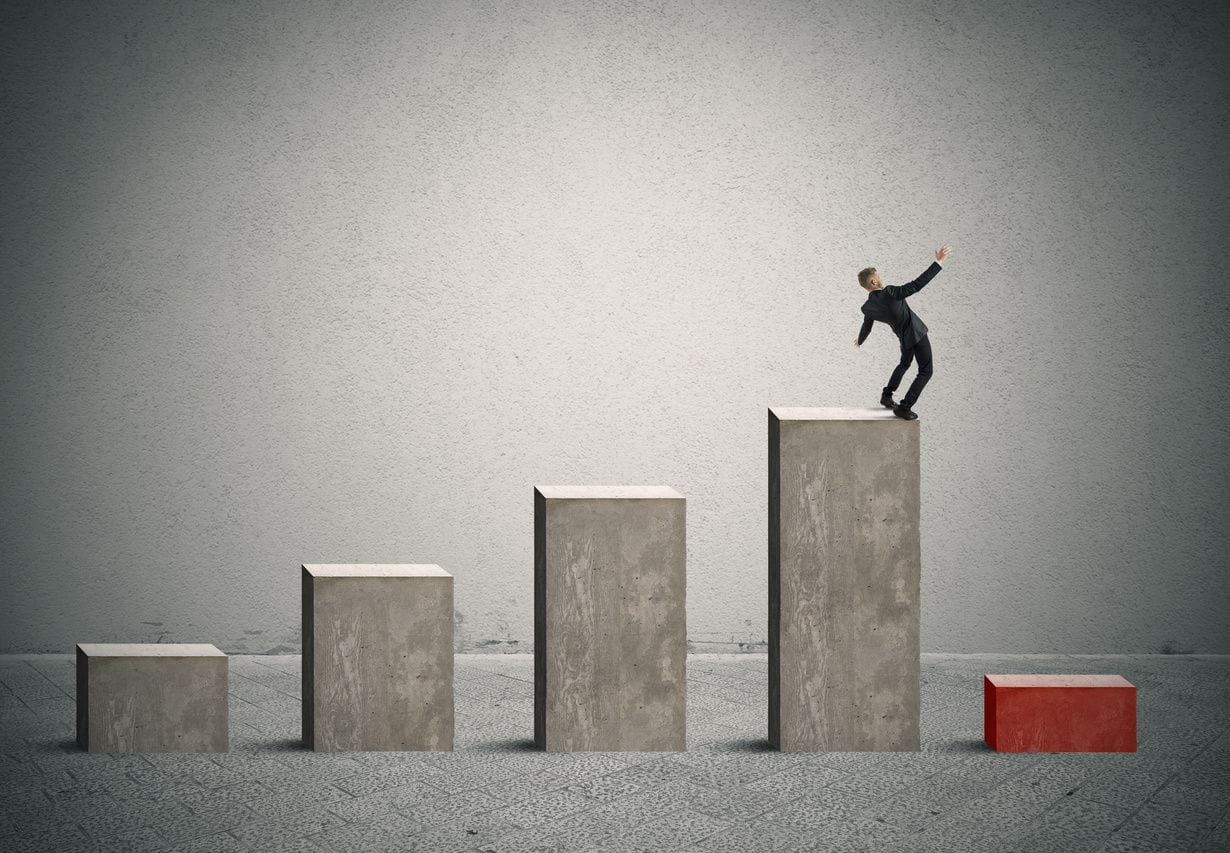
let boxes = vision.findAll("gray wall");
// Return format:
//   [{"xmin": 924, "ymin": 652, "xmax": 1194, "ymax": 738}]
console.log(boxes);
[{"xmin": 3, "ymin": 0, "xmax": 1228, "ymax": 654}]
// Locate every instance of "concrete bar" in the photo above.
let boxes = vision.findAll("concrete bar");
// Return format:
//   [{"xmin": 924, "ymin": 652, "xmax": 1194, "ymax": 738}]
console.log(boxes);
[
  {"xmin": 302, "ymin": 564, "xmax": 454, "ymax": 751},
  {"xmin": 769, "ymin": 407, "xmax": 920, "ymax": 751},
  {"xmin": 76, "ymin": 644, "xmax": 228, "ymax": 752},
  {"xmin": 535, "ymin": 486, "xmax": 686, "ymax": 751}
]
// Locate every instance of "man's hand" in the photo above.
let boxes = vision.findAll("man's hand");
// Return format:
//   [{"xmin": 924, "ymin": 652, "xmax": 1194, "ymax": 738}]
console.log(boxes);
[
  {"xmin": 935, "ymin": 244, "xmax": 953, "ymax": 264},
  {"xmin": 853, "ymin": 338, "xmax": 860, "ymax": 348}
]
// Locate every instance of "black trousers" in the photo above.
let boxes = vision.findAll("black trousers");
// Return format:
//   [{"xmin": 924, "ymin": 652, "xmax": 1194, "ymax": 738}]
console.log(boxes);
[{"xmin": 884, "ymin": 335, "xmax": 933, "ymax": 408}]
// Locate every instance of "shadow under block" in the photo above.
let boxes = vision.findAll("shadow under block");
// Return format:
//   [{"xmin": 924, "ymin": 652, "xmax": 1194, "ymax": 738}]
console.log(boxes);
[
  {"xmin": 768, "ymin": 407, "xmax": 921, "ymax": 751},
  {"xmin": 302, "ymin": 564, "xmax": 454, "ymax": 751},
  {"xmin": 75, "ymin": 644, "xmax": 228, "ymax": 752},
  {"xmin": 534, "ymin": 486, "xmax": 687, "ymax": 751},
  {"xmin": 984, "ymin": 674, "xmax": 1137, "ymax": 752}
]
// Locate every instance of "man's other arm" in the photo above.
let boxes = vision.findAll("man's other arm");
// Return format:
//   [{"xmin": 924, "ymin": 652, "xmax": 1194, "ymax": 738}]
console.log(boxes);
[{"xmin": 855, "ymin": 316, "xmax": 873, "ymax": 347}]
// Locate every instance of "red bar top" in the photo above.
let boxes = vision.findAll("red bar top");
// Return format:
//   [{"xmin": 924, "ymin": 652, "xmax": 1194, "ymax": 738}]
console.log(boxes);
[{"xmin": 986, "ymin": 674, "xmax": 1134, "ymax": 689}]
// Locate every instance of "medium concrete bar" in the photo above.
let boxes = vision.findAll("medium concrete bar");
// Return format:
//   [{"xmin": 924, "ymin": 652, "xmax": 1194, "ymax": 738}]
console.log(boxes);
[
  {"xmin": 76, "ymin": 643, "xmax": 228, "ymax": 752},
  {"xmin": 769, "ymin": 407, "xmax": 920, "ymax": 751},
  {"xmin": 534, "ymin": 486, "xmax": 686, "ymax": 751},
  {"xmin": 302, "ymin": 564, "xmax": 454, "ymax": 751}
]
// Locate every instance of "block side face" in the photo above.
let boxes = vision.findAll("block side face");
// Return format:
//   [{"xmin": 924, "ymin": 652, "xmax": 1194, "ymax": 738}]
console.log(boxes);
[
  {"xmin": 775, "ymin": 419, "xmax": 920, "ymax": 751},
  {"xmin": 984, "ymin": 675, "xmax": 997, "ymax": 749},
  {"xmin": 84, "ymin": 656, "xmax": 228, "ymax": 752},
  {"xmin": 768, "ymin": 410, "xmax": 782, "ymax": 749},
  {"xmin": 308, "ymin": 574, "xmax": 454, "ymax": 751},
  {"xmin": 541, "ymin": 496, "xmax": 686, "ymax": 751},
  {"xmin": 302, "ymin": 565, "xmax": 314, "ymax": 748},
  {"xmin": 76, "ymin": 646, "xmax": 88, "ymax": 750},
  {"xmin": 991, "ymin": 686, "xmax": 1137, "ymax": 752},
  {"xmin": 534, "ymin": 488, "xmax": 547, "ymax": 749}
]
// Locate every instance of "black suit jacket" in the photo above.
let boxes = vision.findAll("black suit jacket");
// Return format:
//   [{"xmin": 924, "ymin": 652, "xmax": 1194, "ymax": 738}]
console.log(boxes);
[{"xmin": 857, "ymin": 262, "xmax": 941, "ymax": 349}]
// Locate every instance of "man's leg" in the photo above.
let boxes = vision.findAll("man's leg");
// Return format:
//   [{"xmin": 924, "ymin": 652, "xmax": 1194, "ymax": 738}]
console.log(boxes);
[
  {"xmin": 900, "ymin": 336, "xmax": 933, "ymax": 408},
  {"xmin": 884, "ymin": 344, "xmax": 915, "ymax": 398}
]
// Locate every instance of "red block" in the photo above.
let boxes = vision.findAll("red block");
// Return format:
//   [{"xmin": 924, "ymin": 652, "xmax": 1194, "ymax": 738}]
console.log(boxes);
[{"xmin": 984, "ymin": 674, "xmax": 1136, "ymax": 752}]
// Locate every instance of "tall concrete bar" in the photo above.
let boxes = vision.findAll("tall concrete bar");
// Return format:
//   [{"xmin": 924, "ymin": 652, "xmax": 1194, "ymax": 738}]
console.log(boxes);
[
  {"xmin": 302, "ymin": 564, "xmax": 454, "ymax": 751},
  {"xmin": 76, "ymin": 644, "xmax": 228, "ymax": 752},
  {"xmin": 535, "ymin": 486, "xmax": 686, "ymax": 751},
  {"xmin": 769, "ymin": 408, "xmax": 920, "ymax": 751}
]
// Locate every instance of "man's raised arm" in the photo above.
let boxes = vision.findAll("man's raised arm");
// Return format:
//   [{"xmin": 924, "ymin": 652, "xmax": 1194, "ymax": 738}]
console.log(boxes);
[{"xmin": 883, "ymin": 244, "xmax": 953, "ymax": 300}]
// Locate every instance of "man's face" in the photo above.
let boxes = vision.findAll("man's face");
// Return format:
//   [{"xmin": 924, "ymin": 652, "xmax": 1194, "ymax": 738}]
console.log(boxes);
[{"xmin": 867, "ymin": 272, "xmax": 882, "ymax": 290}]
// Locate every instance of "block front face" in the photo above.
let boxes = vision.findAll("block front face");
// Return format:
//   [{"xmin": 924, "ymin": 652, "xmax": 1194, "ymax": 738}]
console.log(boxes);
[
  {"xmin": 535, "ymin": 489, "xmax": 686, "ymax": 751},
  {"xmin": 304, "ymin": 567, "xmax": 454, "ymax": 751},
  {"xmin": 76, "ymin": 645, "xmax": 228, "ymax": 752},
  {"xmin": 985, "ymin": 676, "xmax": 1137, "ymax": 752},
  {"xmin": 769, "ymin": 412, "xmax": 920, "ymax": 751}
]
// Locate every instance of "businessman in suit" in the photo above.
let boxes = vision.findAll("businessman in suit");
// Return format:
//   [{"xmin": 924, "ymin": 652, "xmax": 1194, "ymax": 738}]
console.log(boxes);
[{"xmin": 854, "ymin": 244, "xmax": 953, "ymax": 420}]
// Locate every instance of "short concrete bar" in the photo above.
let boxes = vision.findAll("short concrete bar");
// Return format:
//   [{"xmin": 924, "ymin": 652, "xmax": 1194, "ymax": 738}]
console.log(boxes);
[
  {"xmin": 76, "ymin": 644, "xmax": 228, "ymax": 752},
  {"xmin": 534, "ymin": 486, "xmax": 686, "ymax": 751},
  {"xmin": 302, "ymin": 564, "xmax": 454, "ymax": 751},
  {"xmin": 769, "ymin": 407, "xmax": 920, "ymax": 751}
]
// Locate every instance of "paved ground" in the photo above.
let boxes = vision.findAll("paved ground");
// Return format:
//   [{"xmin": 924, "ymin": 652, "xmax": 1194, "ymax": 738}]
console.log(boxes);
[{"xmin": 1, "ymin": 653, "xmax": 1227, "ymax": 852}]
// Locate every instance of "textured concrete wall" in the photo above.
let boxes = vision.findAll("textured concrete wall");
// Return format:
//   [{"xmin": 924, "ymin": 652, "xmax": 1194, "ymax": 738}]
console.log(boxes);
[{"xmin": 2, "ymin": 0, "xmax": 1228, "ymax": 654}]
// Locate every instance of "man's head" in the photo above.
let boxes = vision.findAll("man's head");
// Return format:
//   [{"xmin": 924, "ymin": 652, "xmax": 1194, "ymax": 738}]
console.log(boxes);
[{"xmin": 858, "ymin": 267, "xmax": 882, "ymax": 291}]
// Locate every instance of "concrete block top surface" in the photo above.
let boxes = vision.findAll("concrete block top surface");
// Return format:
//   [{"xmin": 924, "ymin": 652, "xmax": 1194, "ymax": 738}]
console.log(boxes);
[
  {"xmin": 770, "ymin": 406, "xmax": 906, "ymax": 421},
  {"xmin": 302, "ymin": 563, "xmax": 452, "ymax": 578},
  {"xmin": 76, "ymin": 644, "xmax": 225, "ymax": 657},
  {"xmin": 534, "ymin": 486, "xmax": 683, "ymax": 500},
  {"xmin": 986, "ymin": 674, "xmax": 1135, "ymax": 688}
]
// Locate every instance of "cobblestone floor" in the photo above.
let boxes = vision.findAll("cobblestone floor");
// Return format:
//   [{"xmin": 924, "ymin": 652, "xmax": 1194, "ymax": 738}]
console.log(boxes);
[{"xmin": 1, "ymin": 653, "xmax": 1227, "ymax": 852}]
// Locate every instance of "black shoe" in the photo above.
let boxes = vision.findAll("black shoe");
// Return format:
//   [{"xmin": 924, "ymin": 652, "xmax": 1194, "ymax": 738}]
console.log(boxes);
[
  {"xmin": 893, "ymin": 402, "xmax": 918, "ymax": 420},
  {"xmin": 880, "ymin": 392, "xmax": 896, "ymax": 409}
]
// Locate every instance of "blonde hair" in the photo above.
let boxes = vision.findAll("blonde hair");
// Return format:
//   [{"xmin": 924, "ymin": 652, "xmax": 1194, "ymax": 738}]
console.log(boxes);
[{"xmin": 858, "ymin": 267, "xmax": 877, "ymax": 289}]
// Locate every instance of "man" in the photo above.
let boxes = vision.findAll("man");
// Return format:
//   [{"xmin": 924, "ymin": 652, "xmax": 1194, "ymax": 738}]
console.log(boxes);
[{"xmin": 854, "ymin": 245, "xmax": 953, "ymax": 420}]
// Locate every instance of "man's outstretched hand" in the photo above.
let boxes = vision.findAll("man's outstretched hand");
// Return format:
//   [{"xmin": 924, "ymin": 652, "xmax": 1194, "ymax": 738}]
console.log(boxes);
[
  {"xmin": 853, "ymin": 338, "xmax": 860, "ymax": 348},
  {"xmin": 936, "ymin": 244, "xmax": 953, "ymax": 264}
]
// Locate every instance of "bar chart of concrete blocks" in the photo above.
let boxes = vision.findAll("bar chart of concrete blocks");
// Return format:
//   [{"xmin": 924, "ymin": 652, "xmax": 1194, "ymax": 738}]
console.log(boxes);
[{"xmin": 74, "ymin": 409, "xmax": 1136, "ymax": 754}]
